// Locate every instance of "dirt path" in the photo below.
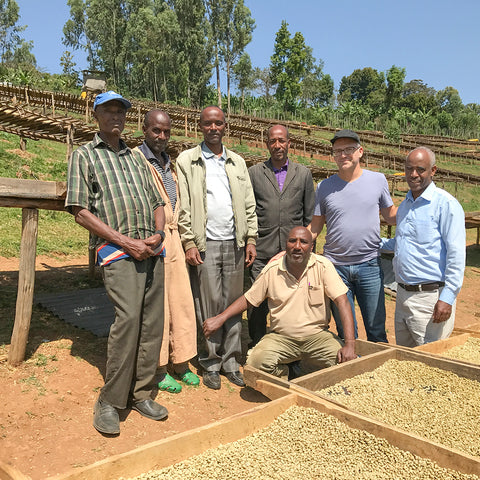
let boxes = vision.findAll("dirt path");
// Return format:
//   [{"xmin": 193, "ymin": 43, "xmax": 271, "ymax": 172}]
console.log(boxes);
[{"xmin": 0, "ymin": 252, "xmax": 479, "ymax": 479}]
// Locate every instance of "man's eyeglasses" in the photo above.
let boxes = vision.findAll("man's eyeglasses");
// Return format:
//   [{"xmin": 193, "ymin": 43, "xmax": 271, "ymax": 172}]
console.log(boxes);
[{"xmin": 332, "ymin": 146, "xmax": 360, "ymax": 157}]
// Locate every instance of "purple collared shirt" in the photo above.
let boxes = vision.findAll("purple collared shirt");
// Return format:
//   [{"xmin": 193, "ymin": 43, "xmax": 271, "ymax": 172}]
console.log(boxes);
[{"xmin": 273, "ymin": 159, "xmax": 289, "ymax": 191}]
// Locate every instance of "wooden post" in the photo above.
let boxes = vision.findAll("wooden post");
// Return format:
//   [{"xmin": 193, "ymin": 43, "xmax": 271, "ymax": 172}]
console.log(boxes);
[
  {"xmin": 184, "ymin": 114, "xmax": 188, "ymax": 137},
  {"xmin": 89, "ymin": 246, "xmax": 96, "ymax": 280},
  {"xmin": 8, "ymin": 208, "xmax": 39, "ymax": 366},
  {"xmin": 51, "ymin": 93, "xmax": 55, "ymax": 115},
  {"xmin": 85, "ymin": 96, "xmax": 89, "ymax": 124},
  {"xmin": 137, "ymin": 106, "xmax": 142, "ymax": 132},
  {"xmin": 66, "ymin": 126, "xmax": 74, "ymax": 161},
  {"xmin": 19, "ymin": 137, "xmax": 27, "ymax": 151}
]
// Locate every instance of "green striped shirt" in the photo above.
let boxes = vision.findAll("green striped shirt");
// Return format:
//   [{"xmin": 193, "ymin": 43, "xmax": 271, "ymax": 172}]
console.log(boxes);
[{"xmin": 66, "ymin": 133, "xmax": 164, "ymax": 247}]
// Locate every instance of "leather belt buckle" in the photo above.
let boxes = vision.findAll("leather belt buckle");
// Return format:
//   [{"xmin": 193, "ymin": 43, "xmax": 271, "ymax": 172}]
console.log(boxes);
[{"xmin": 398, "ymin": 282, "xmax": 444, "ymax": 292}]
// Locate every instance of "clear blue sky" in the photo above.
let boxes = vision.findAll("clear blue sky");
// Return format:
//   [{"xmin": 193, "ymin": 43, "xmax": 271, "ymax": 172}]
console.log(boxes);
[{"xmin": 16, "ymin": 0, "xmax": 480, "ymax": 104}]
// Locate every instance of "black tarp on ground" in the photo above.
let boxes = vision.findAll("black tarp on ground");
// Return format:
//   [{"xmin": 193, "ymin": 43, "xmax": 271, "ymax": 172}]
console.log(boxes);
[{"xmin": 36, "ymin": 287, "xmax": 114, "ymax": 337}]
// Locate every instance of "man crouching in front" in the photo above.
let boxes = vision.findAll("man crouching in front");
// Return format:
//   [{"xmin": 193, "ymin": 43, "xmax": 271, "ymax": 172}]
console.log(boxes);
[{"xmin": 203, "ymin": 227, "xmax": 356, "ymax": 379}]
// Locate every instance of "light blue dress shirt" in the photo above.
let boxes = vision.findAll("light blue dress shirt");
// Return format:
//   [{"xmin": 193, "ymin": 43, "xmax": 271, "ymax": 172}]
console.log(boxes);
[{"xmin": 381, "ymin": 182, "xmax": 465, "ymax": 305}]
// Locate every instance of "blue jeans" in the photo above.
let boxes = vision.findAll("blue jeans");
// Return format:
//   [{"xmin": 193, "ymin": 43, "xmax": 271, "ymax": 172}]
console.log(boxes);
[{"xmin": 331, "ymin": 257, "xmax": 387, "ymax": 343}]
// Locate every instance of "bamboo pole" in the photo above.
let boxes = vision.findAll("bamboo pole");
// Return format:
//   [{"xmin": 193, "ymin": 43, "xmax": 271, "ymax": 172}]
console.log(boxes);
[{"xmin": 8, "ymin": 208, "xmax": 39, "ymax": 366}]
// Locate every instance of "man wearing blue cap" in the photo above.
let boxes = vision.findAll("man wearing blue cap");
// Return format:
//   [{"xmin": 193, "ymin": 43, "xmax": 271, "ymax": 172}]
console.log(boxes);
[{"xmin": 66, "ymin": 91, "xmax": 168, "ymax": 435}]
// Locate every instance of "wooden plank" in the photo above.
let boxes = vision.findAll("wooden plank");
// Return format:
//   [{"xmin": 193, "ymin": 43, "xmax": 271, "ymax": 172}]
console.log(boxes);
[
  {"xmin": 354, "ymin": 338, "xmax": 392, "ymax": 356},
  {"xmin": 8, "ymin": 208, "xmax": 38, "ymax": 365},
  {"xmin": 0, "ymin": 197, "xmax": 66, "ymax": 211},
  {"xmin": 292, "ymin": 347, "xmax": 480, "ymax": 393},
  {"xmin": 415, "ymin": 333, "xmax": 472, "ymax": 353},
  {"xmin": 0, "ymin": 460, "xmax": 29, "ymax": 480},
  {"xmin": 291, "ymin": 394, "xmax": 480, "ymax": 476},
  {"xmin": 0, "ymin": 178, "xmax": 66, "ymax": 199},
  {"xmin": 243, "ymin": 365, "xmax": 291, "ymax": 392},
  {"xmin": 47, "ymin": 396, "xmax": 298, "ymax": 480},
  {"xmin": 454, "ymin": 323, "xmax": 480, "ymax": 334},
  {"xmin": 291, "ymin": 349, "xmax": 394, "ymax": 391},
  {"xmin": 47, "ymin": 390, "xmax": 480, "ymax": 479}
]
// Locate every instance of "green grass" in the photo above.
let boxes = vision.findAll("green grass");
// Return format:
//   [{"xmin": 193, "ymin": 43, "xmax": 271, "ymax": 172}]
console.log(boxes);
[{"xmin": 0, "ymin": 131, "xmax": 69, "ymax": 181}]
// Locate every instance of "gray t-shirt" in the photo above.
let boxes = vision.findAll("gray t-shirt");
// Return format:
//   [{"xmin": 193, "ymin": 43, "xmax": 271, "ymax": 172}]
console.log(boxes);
[{"xmin": 314, "ymin": 169, "xmax": 392, "ymax": 265}]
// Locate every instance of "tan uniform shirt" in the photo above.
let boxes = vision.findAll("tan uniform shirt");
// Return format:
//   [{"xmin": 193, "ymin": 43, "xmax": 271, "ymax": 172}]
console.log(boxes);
[{"xmin": 244, "ymin": 253, "xmax": 347, "ymax": 338}]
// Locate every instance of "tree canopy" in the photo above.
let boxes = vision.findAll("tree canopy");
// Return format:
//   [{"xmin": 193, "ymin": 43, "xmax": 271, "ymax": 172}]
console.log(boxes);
[{"xmin": 0, "ymin": 1, "xmax": 477, "ymax": 138}]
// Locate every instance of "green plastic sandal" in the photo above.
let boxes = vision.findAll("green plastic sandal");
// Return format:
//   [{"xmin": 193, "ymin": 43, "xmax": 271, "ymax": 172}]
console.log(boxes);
[
  {"xmin": 179, "ymin": 370, "xmax": 200, "ymax": 386},
  {"xmin": 158, "ymin": 373, "xmax": 182, "ymax": 393}
]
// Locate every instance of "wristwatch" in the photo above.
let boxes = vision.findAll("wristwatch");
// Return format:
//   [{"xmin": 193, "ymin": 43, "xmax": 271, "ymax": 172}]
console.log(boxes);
[{"xmin": 154, "ymin": 230, "xmax": 165, "ymax": 241}]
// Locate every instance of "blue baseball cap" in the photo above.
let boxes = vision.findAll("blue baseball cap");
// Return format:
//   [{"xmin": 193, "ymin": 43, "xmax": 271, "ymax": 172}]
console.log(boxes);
[{"xmin": 93, "ymin": 91, "xmax": 132, "ymax": 110}]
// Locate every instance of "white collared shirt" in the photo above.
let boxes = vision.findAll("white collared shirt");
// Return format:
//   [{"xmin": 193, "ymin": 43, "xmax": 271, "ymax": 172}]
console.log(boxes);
[{"xmin": 202, "ymin": 143, "xmax": 235, "ymax": 240}]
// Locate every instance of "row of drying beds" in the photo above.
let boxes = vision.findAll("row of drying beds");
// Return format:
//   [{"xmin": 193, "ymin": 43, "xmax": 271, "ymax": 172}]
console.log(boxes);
[{"xmin": 3, "ymin": 325, "xmax": 480, "ymax": 480}]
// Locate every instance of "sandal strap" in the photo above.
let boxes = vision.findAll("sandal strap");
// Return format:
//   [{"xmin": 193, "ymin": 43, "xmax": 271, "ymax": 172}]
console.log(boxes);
[
  {"xmin": 158, "ymin": 373, "xmax": 182, "ymax": 393},
  {"xmin": 180, "ymin": 370, "xmax": 200, "ymax": 386}
]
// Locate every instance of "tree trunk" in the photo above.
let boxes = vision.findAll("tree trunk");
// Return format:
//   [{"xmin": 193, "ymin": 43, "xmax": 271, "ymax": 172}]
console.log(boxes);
[
  {"xmin": 215, "ymin": 46, "xmax": 222, "ymax": 108},
  {"xmin": 226, "ymin": 58, "xmax": 231, "ymax": 120}
]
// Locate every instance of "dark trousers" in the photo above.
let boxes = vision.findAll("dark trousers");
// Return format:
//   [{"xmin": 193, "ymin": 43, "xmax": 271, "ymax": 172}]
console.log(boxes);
[
  {"xmin": 247, "ymin": 257, "xmax": 270, "ymax": 347},
  {"xmin": 189, "ymin": 240, "xmax": 244, "ymax": 373},
  {"xmin": 100, "ymin": 256, "xmax": 164, "ymax": 409}
]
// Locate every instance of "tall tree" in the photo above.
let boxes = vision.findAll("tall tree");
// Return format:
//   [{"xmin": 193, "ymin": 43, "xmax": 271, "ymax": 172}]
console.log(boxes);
[
  {"xmin": 339, "ymin": 67, "xmax": 386, "ymax": 106},
  {"xmin": 63, "ymin": 0, "xmax": 97, "ymax": 69},
  {"xmin": 270, "ymin": 21, "xmax": 317, "ymax": 112},
  {"xmin": 270, "ymin": 20, "xmax": 291, "ymax": 110},
  {"xmin": 400, "ymin": 79, "xmax": 436, "ymax": 112},
  {"xmin": 299, "ymin": 58, "xmax": 334, "ymax": 109},
  {"xmin": 232, "ymin": 52, "xmax": 254, "ymax": 112},
  {"xmin": 385, "ymin": 65, "xmax": 406, "ymax": 110},
  {"xmin": 0, "ymin": 0, "xmax": 35, "ymax": 65},
  {"xmin": 125, "ymin": 2, "xmax": 180, "ymax": 101},
  {"xmin": 204, "ymin": 0, "xmax": 223, "ymax": 107},
  {"xmin": 168, "ymin": 0, "xmax": 213, "ymax": 107},
  {"xmin": 213, "ymin": 0, "xmax": 255, "ymax": 117},
  {"xmin": 436, "ymin": 86, "xmax": 463, "ymax": 115},
  {"xmin": 254, "ymin": 67, "xmax": 274, "ymax": 101}
]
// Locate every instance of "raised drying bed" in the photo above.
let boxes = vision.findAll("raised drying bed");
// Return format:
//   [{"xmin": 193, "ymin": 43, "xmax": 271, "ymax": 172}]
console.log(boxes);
[
  {"xmin": 46, "ymin": 390, "xmax": 479, "ymax": 479},
  {"xmin": 415, "ymin": 332, "xmax": 480, "ymax": 366}
]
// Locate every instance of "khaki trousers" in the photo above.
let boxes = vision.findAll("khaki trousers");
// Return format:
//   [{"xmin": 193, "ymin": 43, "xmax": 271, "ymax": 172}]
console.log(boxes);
[
  {"xmin": 246, "ymin": 330, "xmax": 343, "ymax": 378},
  {"xmin": 395, "ymin": 286, "xmax": 456, "ymax": 347}
]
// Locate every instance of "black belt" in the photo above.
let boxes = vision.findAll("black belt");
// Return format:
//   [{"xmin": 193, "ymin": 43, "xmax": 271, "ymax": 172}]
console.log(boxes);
[{"xmin": 398, "ymin": 282, "xmax": 445, "ymax": 292}]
